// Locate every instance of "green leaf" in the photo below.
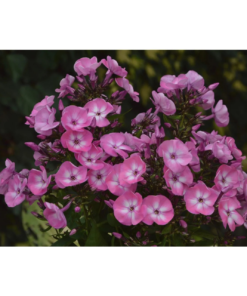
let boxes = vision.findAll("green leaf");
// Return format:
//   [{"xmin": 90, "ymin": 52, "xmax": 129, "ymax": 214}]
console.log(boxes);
[
  {"xmin": 107, "ymin": 213, "xmax": 121, "ymax": 227},
  {"xmin": 51, "ymin": 235, "xmax": 76, "ymax": 246},
  {"xmin": 171, "ymin": 234, "xmax": 184, "ymax": 246},
  {"xmin": 85, "ymin": 221, "xmax": 107, "ymax": 246},
  {"xmin": 7, "ymin": 54, "xmax": 27, "ymax": 82},
  {"xmin": 161, "ymin": 224, "xmax": 172, "ymax": 234}
]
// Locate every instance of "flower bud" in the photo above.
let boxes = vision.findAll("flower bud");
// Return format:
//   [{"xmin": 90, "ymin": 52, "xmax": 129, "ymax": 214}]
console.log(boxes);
[
  {"xmin": 74, "ymin": 206, "xmax": 81, "ymax": 213},
  {"xmin": 112, "ymin": 232, "xmax": 122, "ymax": 239},
  {"xmin": 59, "ymin": 99, "xmax": 64, "ymax": 111},
  {"xmin": 70, "ymin": 229, "xmax": 77, "ymax": 236}
]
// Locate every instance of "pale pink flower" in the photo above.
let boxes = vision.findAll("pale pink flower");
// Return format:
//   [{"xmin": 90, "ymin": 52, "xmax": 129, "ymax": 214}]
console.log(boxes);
[
  {"xmin": 212, "ymin": 100, "xmax": 229, "ymax": 127},
  {"xmin": 113, "ymin": 191, "xmax": 145, "ymax": 226},
  {"xmin": 102, "ymin": 56, "xmax": 127, "ymax": 77},
  {"xmin": 142, "ymin": 195, "xmax": 174, "ymax": 225},
  {"xmin": 100, "ymin": 133, "xmax": 132, "ymax": 159},
  {"xmin": 184, "ymin": 182, "xmax": 218, "ymax": 215},
  {"xmin": 0, "ymin": 159, "xmax": 16, "ymax": 194},
  {"xmin": 164, "ymin": 166, "xmax": 193, "ymax": 196},
  {"xmin": 87, "ymin": 162, "xmax": 112, "ymax": 191},
  {"xmin": 225, "ymin": 137, "xmax": 242, "ymax": 159},
  {"xmin": 123, "ymin": 132, "xmax": 145, "ymax": 151},
  {"xmin": 84, "ymin": 98, "xmax": 113, "ymax": 127},
  {"xmin": 28, "ymin": 166, "xmax": 51, "ymax": 196},
  {"xmin": 185, "ymin": 70, "xmax": 204, "ymax": 90},
  {"xmin": 74, "ymin": 57, "xmax": 101, "ymax": 76},
  {"xmin": 55, "ymin": 161, "xmax": 87, "ymax": 188},
  {"xmin": 214, "ymin": 165, "xmax": 240, "ymax": 192},
  {"xmin": 205, "ymin": 141, "xmax": 233, "ymax": 163},
  {"xmin": 30, "ymin": 95, "xmax": 55, "ymax": 117},
  {"xmin": 61, "ymin": 130, "xmax": 93, "ymax": 153},
  {"xmin": 159, "ymin": 74, "xmax": 188, "ymax": 91},
  {"xmin": 34, "ymin": 106, "xmax": 60, "ymax": 136},
  {"xmin": 119, "ymin": 153, "xmax": 146, "ymax": 185},
  {"xmin": 5, "ymin": 175, "xmax": 27, "ymax": 207},
  {"xmin": 218, "ymin": 197, "xmax": 244, "ymax": 231},
  {"xmin": 151, "ymin": 91, "xmax": 176, "ymax": 115},
  {"xmin": 198, "ymin": 90, "xmax": 215, "ymax": 110},
  {"xmin": 55, "ymin": 74, "xmax": 75, "ymax": 98},
  {"xmin": 76, "ymin": 144, "xmax": 104, "ymax": 170},
  {"xmin": 61, "ymin": 105, "xmax": 92, "ymax": 131},
  {"xmin": 115, "ymin": 77, "xmax": 139, "ymax": 102},
  {"xmin": 157, "ymin": 140, "xmax": 192, "ymax": 173},
  {"xmin": 43, "ymin": 202, "xmax": 67, "ymax": 229},
  {"xmin": 105, "ymin": 164, "xmax": 137, "ymax": 196}
]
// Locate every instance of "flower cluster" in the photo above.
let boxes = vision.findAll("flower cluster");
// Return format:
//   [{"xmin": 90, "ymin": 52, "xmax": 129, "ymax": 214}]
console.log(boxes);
[{"xmin": 1, "ymin": 57, "xmax": 246, "ymax": 246}]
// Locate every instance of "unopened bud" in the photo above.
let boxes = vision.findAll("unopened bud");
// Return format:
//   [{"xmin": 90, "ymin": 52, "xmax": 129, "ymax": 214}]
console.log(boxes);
[
  {"xmin": 70, "ymin": 229, "xmax": 77, "ymax": 236},
  {"xmin": 59, "ymin": 99, "xmax": 64, "ymax": 111},
  {"xmin": 74, "ymin": 206, "xmax": 81, "ymax": 213},
  {"xmin": 112, "ymin": 232, "xmax": 122, "ymax": 239}
]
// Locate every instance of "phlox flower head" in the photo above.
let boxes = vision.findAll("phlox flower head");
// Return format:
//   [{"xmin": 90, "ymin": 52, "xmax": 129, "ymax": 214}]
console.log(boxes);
[
  {"xmin": 164, "ymin": 166, "xmax": 193, "ymax": 196},
  {"xmin": 74, "ymin": 57, "xmax": 101, "ymax": 76},
  {"xmin": 84, "ymin": 98, "xmax": 113, "ymax": 127},
  {"xmin": 100, "ymin": 133, "xmax": 132, "ymax": 159},
  {"xmin": 214, "ymin": 165, "xmax": 241, "ymax": 192},
  {"xmin": 115, "ymin": 77, "xmax": 139, "ymax": 102},
  {"xmin": 113, "ymin": 191, "xmax": 145, "ymax": 226},
  {"xmin": 157, "ymin": 139, "xmax": 192, "ymax": 173},
  {"xmin": 43, "ymin": 202, "xmax": 67, "ymax": 229},
  {"xmin": 151, "ymin": 91, "xmax": 176, "ymax": 116},
  {"xmin": 34, "ymin": 106, "xmax": 60, "ymax": 136},
  {"xmin": 30, "ymin": 95, "xmax": 55, "ymax": 117},
  {"xmin": 76, "ymin": 144, "xmax": 104, "ymax": 170},
  {"xmin": 142, "ymin": 195, "xmax": 174, "ymax": 225},
  {"xmin": 185, "ymin": 70, "xmax": 204, "ymax": 90},
  {"xmin": 5, "ymin": 175, "xmax": 27, "ymax": 207},
  {"xmin": 159, "ymin": 74, "xmax": 188, "ymax": 92},
  {"xmin": 212, "ymin": 100, "xmax": 229, "ymax": 127},
  {"xmin": 55, "ymin": 75, "xmax": 75, "ymax": 98},
  {"xmin": 61, "ymin": 105, "xmax": 92, "ymax": 131},
  {"xmin": 87, "ymin": 162, "xmax": 112, "ymax": 191},
  {"xmin": 218, "ymin": 197, "xmax": 244, "ymax": 231},
  {"xmin": 0, "ymin": 159, "xmax": 16, "ymax": 194},
  {"xmin": 105, "ymin": 164, "xmax": 137, "ymax": 196},
  {"xmin": 119, "ymin": 153, "xmax": 146, "ymax": 185},
  {"xmin": 28, "ymin": 166, "xmax": 51, "ymax": 196},
  {"xmin": 61, "ymin": 129, "xmax": 93, "ymax": 153},
  {"xmin": 102, "ymin": 56, "xmax": 127, "ymax": 77},
  {"xmin": 55, "ymin": 161, "xmax": 87, "ymax": 188},
  {"xmin": 184, "ymin": 182, "xmax": 218, "ymax": 215}
]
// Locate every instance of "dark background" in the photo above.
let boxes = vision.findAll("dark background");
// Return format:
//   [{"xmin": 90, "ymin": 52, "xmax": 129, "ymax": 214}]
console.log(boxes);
[{"xmin": 0, "ymin": 50, "xmax": 247, "ymax": 246}]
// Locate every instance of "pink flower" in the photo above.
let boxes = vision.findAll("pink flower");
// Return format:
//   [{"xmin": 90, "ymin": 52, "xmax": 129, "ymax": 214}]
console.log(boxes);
[
  {"xmin": 76, "ymin": 144, "xmax": 104, "ymax": 170},
  {"xmin": 55, "ymin": 75, "xmax": 75, "ymax": 98},
  {"xmin": 28, "ymin": 166, "xmax": 51, "ymax": 196},
  {"xmin": 214, "ymin": 165, "xmax": 240, "ymax": 192},
  {"xmin": 61, "ymin": 105, "xmax": 92, "ymax": 131},
  {"xmin": 142, "ymin": 195, "xmax": 174, "ymax": 225},
  {"xmin": 74, "ymin": 57, "xmax": 101, "ymax": 76},
  {"xmin": 212, "ymin": 100, "xmax": 229, "ymax": 127},
  {"xmin": 113, "ymin": 191, "xmax": 145, "ymax": 226},
  {"xmin": 184, "ymin": 182, "xmax": 218, "ymax": 215},
  {"xmin": 218, "ymin": 197, "xmax": 244, "ymax": 231},
  {"xmin": 205, "ymin": 141, "xmax": 233, "ymax": 163},
  {"xmin": 61, "ymin": 130, "xmax": 93, "ymax": 153},
  {"xmin": 5, "ymin": 175, "xmax": 27, "ymax": 207},
  {"xmin": 198, "ymin": 90, "xmax": 215, "ymax": 110},
  {"xmin": 100, "ymin": 133, "xmax": 132, "ymax": 159},
  {"xmin": 151, "ymin": 91, "xmax": 176, "ymax": 116},
  {"xmin": 159, "ymin": 74, "xmax": 188, "ymax": 91},
  {"xmin": 164, "ymin": 166, "xmax": 193, "ymax": 196},
  {"xmin": 43, "ymin": 202, "xmax": 67, "ymax": 229},
  {"xmin": 105, "ymin": 164, "xmax": 137, "ymax": 196},
  {"xmin": 55, "ymin": 161, "xmax": 87, "ymax": 188},
  {"xmin": 87, "ymin": 162, "xmax": 112, "ymax": 191},
  {"xmin": 157, "ymin": 140, "xmax": 192, "ymax": 173},
  {"xmin": 30, "ymin": 95, "xmax": 55, "ymax": 117},
  {"xmin": 225, "ymin": 137, "xmax": 242, "ymax": 159},
  {"xmin": 34, "ymin": 106, "xmax": 60, "ymax": 136},
  {"xmin": 115, "ymin": 77, "xmax": 139, "ymax": 102},
  {"xmin": 119, "ymin": 153, "xmax": 146, "ymax": 185},
  {"xmin": 84, "ymin": 98, "xmax": 113, "ymax": 127},
  {"xmin": 102, "ymin": 56, "xmax": 127, "ymax": 77},
  {"xmin": 0, "ymin": 159, "xmax": 16, "ymax": 194},
  {"xmin": 185, "ymin": 70, "xmax": 204, "ymax": 90}
]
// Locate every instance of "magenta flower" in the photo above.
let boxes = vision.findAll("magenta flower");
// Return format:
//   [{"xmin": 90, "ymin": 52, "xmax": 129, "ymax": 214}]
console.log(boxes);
[
  {"xmin": 76, "ymin": 144, "xmax": 104, "ymax": 170},
  {"xmin": 105, "ymin": 164, "xmax": 137, "ymax": 196},
  {"xmin": 84, "ymin": 98, "xmax": 113, "ymax": 127},
  {"xmin": 164, "ymin": 166, "xmax": 193, "ymax": 196},
  {"xmin": 115, "ymin": 77, "xmax": 139, "ymax": 102},
  {"xmin": 218, "ymin": 197, "xmax": 244, "ymax": 231},
  {"xmin": 142, "ymin": 195, "xmax": 174, "ymax": 225},
  {"xmin": 212, "ymin": 100, "xmax": 229, "ymax": 127},
  {"xmin": 185, "ymin": 70, "xmax": 204, "ymax": 90},
  {"xmin": 151, "ymin": 91, "xmax": 176, "ymax": 116},
  {"xmin": 119, "ymin": 153, "xmax": 146, "ymax": 185},
  {"xmin": 184, "ymin": 182, "xmax": 218, "ymax": 215},
  {"xmin": 87, "ymin": 162, "xmax": 112, "ymax": 191},
  {"xmin": 61, "ymin": 105, "xmax": 92, "ymax": 131},
  {"xmin": 55, "ymin": 161, "xmax": 87, "ymax": 188},
  {"xmin": 157, "ymin": 140, "xmax": 192, "ymax": 173},
  {"xmin": 30, "ymin": 95, "xmax": 55, "ymax": 117},
  {"xmin": 74, "ymin": 57, "xmax": 101, "ymax": 76},
  {"xmin": 61, "ymin": 130, "xmax": 93, "ymax": 153},
  {"xmin": 34, "ymin": 106, "xmax": 60, "ymax": 136},
  {"xmin": 214, "ymin": 165, "xmax": 240, "ymax": 192},
  {"xmin": 205, "ymin": 141, "xmax": 233, "ymax": 163},
  {"xmin": 55, "ymin": 74, "xmax": 75, "ymax": 98},
  {"xmin": 0, "ymin": 159, "xmax": 16, "ymax": 194},
  {"xmin": 43, "ymin": 202, "xmax": 67, "ymax": 229},
  {"xmin": 198, "ymin": 90, "xmax": 215, "ymax": 110},
  {"xmin": 5, "ymin": 175, "xmax": 27, "ymax": 207},
  {"xmin": 100, "ymin": 133, "xmax": 132, "ymax": 159},
  {"xmin": 159, "ymin": 74, "xmax": 188, "ymax": 91},
  {"xmin": 102, "ymin": 56, "xmax": 127, "ymax": 77},
  {"xmin": 28, "ymin": 166, "xmax": 51, "ymax": 196},
  {"xmin": 113, "ymin": 191, "xmax": 145, "ymax": 226},
  {"xmin": 225, "ymin": 137, "xmax": 242, "ymax": 160}
]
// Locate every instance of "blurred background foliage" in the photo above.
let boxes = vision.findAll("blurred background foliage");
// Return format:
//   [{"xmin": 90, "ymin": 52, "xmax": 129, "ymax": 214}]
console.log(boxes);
[{"xmin": 0, "ymin": 50, "xmax": 247, "ymax": 246}]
